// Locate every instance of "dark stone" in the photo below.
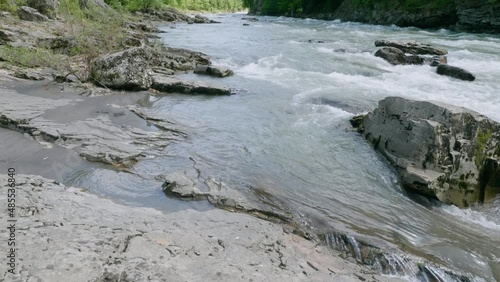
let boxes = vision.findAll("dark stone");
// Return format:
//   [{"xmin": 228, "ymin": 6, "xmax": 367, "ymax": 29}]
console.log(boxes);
[
  {"xmin": 437, "ymin": 65, "xmax": 476, "ymax": 81},
  {"xmin": 374, "ymin": 47, "xmax": 407, "ymax": 65},
  {"xmin": 18, "ymin": 6, "xmax": 49, "ymax": 22}
]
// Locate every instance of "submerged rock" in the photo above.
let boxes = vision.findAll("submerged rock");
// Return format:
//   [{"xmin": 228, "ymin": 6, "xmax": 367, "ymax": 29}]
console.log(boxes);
[
  {"xmin": 375, "ymin": 40, "xmax": 447, "ymax": 56},
  {"xmin": 18, "ymin": 6, "xmax": 49, "ymax": 22},
  {"xmin": 436, "ymin": 64, "xmax": 476, "ymax": 81},
  {"xmin": 351, "ymin": 97, "xmax": 500, "ymax": 207},
  {"xmin": 194, "ymin": 64, "xmax": 234, "ymax": 77},
  {"xmin": 151, "ymin": 75, "xmax": 232, "ymax": 95}
]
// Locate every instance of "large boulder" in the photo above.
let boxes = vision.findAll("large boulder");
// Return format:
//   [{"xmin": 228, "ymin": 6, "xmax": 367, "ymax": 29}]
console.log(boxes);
[
  {"xmin": 90, "ymin": 47, "xmax": 154, "ymax": 90},
  {"xmin": 351, "ymin": 97, "xmax": 500, "ymax": 207},
  {"xmin": 18, "ymin": 6, "xmax": 49, "ymax": 22},
  {"xmin": 26, "ymin": 0, "xmax": 59, "ymax": 19},
  {"xmin": 374, "ymin": 47, "xmax": 423, "ymax": 65},
  {"xmin": 90, "ymin": 46, "xmax": 211, "ymax": 90},
  {"xmin": 375, "ymin": 40, "xmax": 447, "ymax": 56},
  {"xmin": 437, "ymin": 64, "xmax": 476, "ymax": 81}
]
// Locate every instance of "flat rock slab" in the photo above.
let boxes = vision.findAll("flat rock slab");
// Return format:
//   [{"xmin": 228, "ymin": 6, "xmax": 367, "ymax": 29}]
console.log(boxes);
[
  {"xmin": 160, "ymin": 172, "xmax": 292, "ymax": 223},
  {"xmin": 0, "ymin": 88, "xmax": 182, "ymax": 167},
  {"xmin": 0, "ymin": 175, "xmax": 405, "ymax": 282},
  {"xmin": 151, "ymin": 75, "xmax": 232, "ymax": 95},
  {"xmin": 375, "ymin": 40, "xmax": 447, "ymax": 55}
]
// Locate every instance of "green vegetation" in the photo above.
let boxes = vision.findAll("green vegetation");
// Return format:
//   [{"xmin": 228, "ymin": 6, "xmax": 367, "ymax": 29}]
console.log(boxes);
[
  {"xmin": 474, "ymin": 129, "xmax": 492, "ymax": 168},
  {"xmin": 0, "ymin": 45, "xmax": 67, "ymax": 68},
  {"xmin": 104, "ymin": 0, "xmax": 246, "ymax": 12},
  {"xmin": 0, "ymin": 0, "xmax": 22, "ymax": 12},
  {"xmin": 255, "ymin": 0, "xmax": 457, "ymax": 16}
]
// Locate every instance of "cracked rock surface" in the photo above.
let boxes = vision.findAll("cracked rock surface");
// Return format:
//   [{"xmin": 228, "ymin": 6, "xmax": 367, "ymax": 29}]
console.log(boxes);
[{"xmin": 0, "ymin": 175, "xmax": 404, "ymax": 282}]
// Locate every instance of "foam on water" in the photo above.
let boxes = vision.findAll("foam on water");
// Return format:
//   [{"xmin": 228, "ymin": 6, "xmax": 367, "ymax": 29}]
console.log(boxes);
[
  {"xmin": 119, "ymin": 14, "xmax": 500, "ymax": 281},
  {"xmin": 440, "ymin": 204, "xmax": 500, "ymax": 231}
]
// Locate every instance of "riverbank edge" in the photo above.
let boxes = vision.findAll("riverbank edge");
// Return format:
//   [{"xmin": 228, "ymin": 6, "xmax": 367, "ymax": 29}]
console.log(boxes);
[
  {"xmin": 0, "ymin": 5, "xmax": 480, "ymax": 282},
  {"xmin": 248, "ymin": 0, "xmax": 500, "ymax": 34}
]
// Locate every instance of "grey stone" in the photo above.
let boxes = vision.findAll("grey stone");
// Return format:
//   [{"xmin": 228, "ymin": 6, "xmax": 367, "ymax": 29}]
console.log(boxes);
[
  {"xmin": 18, "ymin": 6, "xmax": 49, "ymax": 22},
  {"xmin": 0, "ymin": 29, "xmax": 17, "ymax": 45},
  {"xmin": 437, "ymin": 64, "xmax": 476, "ymax": 81},
  {"xmin": 78, "ymin": 0, "xmax": 111, "ymax": 9},
  {"xmin": 151, "ymin": 75, "xmax": 232, "ymax": 95},
  {"xmin": 352, "ymin": 97, "xmax": 500, "ymax": 207},
  {"xmin": 194, "ymin": 64, "xmax": 234, "ymax": 77},
  {"xmin": 0, "ymin": 174, "xmax": 405, "ymax": 282},
  {"xmin": 90, "ymin": 47, "xmax": 154, "ymax": 90},
  {"xmin": 26, "ymin": 0, "xmax": 59, "ymax": 19},
  {"xmin": 374, "ymin": 47, "xmax": 407, "ymax": 65},
  {"xmin": 375, "ymin": 40, "xmax": 448, "ymax": 56},
  {"xmin": 193, "ymin": 14, "xmax": 220, "ymax": 24},
  {"xmin": 90, "ymin": 46, "xmax": 211, "ymax": 90},
  {"xmin": 13, "ymin": 70, "xmax": 45, "ymax": 81},
  {"xmin": 0, "ymin": 89, "xmax": 181, "ymax": 167},
  {"xmin": 161, "ymin": 172, "xmax": 204, "ymax": 198}
]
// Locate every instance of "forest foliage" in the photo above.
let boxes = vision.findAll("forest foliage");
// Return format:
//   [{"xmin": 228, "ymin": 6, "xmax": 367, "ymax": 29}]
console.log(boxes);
[
  {"xmin": 250, "ymin": 0, "xmax": 462, "ymax": 16},
  {"xmin": 104, "ymin": 0, "xmax": 246, "ymax": 11}
]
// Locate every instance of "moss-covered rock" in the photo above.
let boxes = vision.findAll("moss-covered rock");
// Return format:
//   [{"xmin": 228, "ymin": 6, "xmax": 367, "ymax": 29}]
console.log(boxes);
[{"xmin": 354, "ymin": 97, "xmax": 500, "ymax": 207}]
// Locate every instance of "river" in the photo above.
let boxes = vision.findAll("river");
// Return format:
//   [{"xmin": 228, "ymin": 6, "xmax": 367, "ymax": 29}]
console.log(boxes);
[{"xmin": 67, "ymin": 13, "xmax": 500, "ymax": 281}]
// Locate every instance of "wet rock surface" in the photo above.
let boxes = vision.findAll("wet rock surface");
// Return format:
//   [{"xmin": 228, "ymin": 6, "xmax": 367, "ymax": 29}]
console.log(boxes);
[
  {"xmin": 351, "ymin": 97, "xmax": 500, "ymax": 207},
  {"xmin": 0, "ymin": 175, "xmax": 406, "ymax": 282},
  {"xmin": 194, "ymin": 64, "xmax": 234, "ymax": 77},
  {"xmin": 375, "ymin": 40, "xmax": 447, "ymax": 56},
  {"xmin": 375, "ymin": 47, "xmax": 412, "ymax": 65},
  {"xmin": 151, "ymin": 75, "xmax": 232, "ymax": 95},
  {"xmin": 160, "ymin": 172, "xmax": 292, "ymax": 223},
  {"xmin": 0, "ymin": 83, "xmax": 183, "ymax": 167},
  {"xmin": 437, "ymin": 64, "xmax": 476, "ymax": 81}
]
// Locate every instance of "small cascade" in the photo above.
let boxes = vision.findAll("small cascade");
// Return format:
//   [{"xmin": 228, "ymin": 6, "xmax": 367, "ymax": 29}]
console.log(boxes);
[{"xmin": 323, "ymin": 231, "xmax": 476, "ymax": 282}]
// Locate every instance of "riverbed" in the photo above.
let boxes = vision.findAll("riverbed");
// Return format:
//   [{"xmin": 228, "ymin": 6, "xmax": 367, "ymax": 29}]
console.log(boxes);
[{"xmin": 65, "ymin": 14, "xmax": 500, "ymax": 281}]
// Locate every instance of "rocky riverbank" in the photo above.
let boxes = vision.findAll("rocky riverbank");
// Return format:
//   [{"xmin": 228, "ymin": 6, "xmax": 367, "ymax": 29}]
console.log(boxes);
[
  {"xmin": 249, "ymin": 0, "xmax": 500, "ymax": 34},
  {"xmin": 351, "ymin": 97, "xmax": 500, "ymax": 207},
  {"xmin": 1, "ymin": 175, "xmax": 405, "ymax": 282},
  {"xmin": 1, "ymin": 3, "xmax": 497, "ymax": 282}
]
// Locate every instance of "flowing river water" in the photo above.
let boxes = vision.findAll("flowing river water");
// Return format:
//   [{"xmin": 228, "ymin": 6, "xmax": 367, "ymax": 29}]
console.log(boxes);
[{"xmin": 66, "ymin": 13, "xmax": 500, "ymax": 281}]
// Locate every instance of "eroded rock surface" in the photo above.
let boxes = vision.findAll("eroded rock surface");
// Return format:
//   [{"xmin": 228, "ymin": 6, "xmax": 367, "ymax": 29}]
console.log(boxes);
[
  {"xmin": 0, "ymin": 88, "xmax": 182, "ymax": 167},
  {"xmin": 375, "ymin": 40, "xmax": 447, "ymax": 56},
  {"xmin": 26, "ymin": 0, "xmax": 59, "ymax": 19},
  {"xmin": 18, "ymin": 6, "xmax": 49, "ymax": 22},
  {"xmin": 194, "ymin": 64, "xmax": 234, "ymax": 77},
  {"xmin": 90, "ymin": 46, "xmax": 211, "ymax": 90},
  {"xmin": 151, "ymin": 75, "xmax": 232, "ymax": 95},
  {"xmin": 351, "ymin": 97, "xmax": 500, "ymax": 207},
  {"xmin": 0, "ymin": 175, "xmax": 405, "ymax": 282}
]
